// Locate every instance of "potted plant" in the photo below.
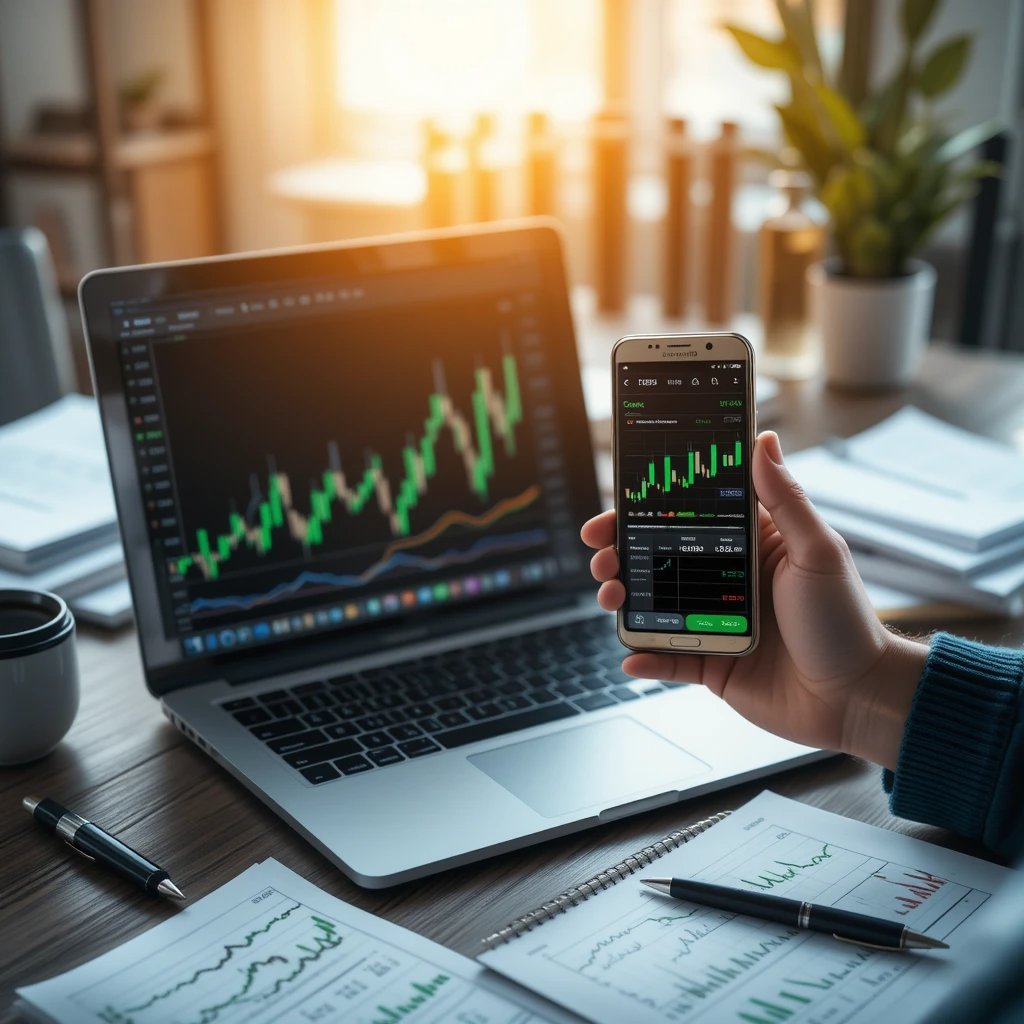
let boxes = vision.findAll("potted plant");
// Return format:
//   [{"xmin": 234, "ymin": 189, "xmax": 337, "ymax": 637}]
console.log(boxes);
[
  {"xmin": 119, "ymin": 69, "xmax": 165, "ymax": 134},
  {"xmin": 726, "ymin": 0, "xmax": 1000, "ymax": 388}
]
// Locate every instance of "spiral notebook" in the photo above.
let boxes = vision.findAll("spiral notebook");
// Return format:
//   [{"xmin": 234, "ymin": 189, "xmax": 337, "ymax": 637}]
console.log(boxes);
[
  {"xmin": 478, "ymin": 790, "xmax": 1011, "ymax": 1024},
  {"xmin": 481, "ymin": 811, "xmax": 731, "ymax": 949}
]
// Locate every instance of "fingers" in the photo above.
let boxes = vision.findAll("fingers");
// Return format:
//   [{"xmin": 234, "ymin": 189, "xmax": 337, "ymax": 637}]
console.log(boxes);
[
  {"xmin": 590, "ymin": 546, "xmax": 619, "ymax": 582},
  {"xmin": 581, "ymin": 509, "xmax": 615, "ymax": 550},
  {"xmin": 752, "ymin": 432, "xmax": 848, "ymax": 573},
  {"xmin": 622, "ymin": 652, "xmax": 707, "ymax": 688},
  {"xmin": 597, "ymin": 579, "xmax": 625, "ymax": 611}
]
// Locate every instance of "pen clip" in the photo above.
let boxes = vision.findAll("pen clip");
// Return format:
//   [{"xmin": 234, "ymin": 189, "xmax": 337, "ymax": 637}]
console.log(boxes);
[
  {"xmin": 64, "ymin": 840, "xmax": 96, "ymax": 863},
  {"xmin": 832, "ymin": 933, "xmax": 903, "ymax": 952}
]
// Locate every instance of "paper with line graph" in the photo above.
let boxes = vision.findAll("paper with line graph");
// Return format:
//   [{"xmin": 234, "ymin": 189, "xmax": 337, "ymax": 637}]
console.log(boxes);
[
  {"xmin": 480, "ymin": 791, "xmax": 1012, "ymax": 1024},
  {"xmin": 15, "ymin": 859, "xmax": 583, "ymax": 1024}
]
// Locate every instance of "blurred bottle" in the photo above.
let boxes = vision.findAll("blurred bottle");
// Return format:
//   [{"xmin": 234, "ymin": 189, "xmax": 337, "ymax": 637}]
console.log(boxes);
[
  {"xmin": 757, "ymin": 168, "xmax": 826, "ymax": 379},
  {"xmin": 470, "ymin": 113, "xmax": 500, "ymax": 222},
  {"xmin": 592, "ymin": 107, "xmax": 629, "ymax": 313},
  {"xmin": 661, "ymin": 117, "xmax": 692, "ymax": 319},
  {"xmin": 527, "ymin": 112, "xmax": 557, "ymax": 217},
  {"xmin": 703, "ymin": 121, "xmax": 738, "ymax": 325}
]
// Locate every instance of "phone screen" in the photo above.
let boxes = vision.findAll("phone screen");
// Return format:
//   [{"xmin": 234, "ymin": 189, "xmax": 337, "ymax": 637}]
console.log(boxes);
[{"xmin": 615, "ymin": 358, "xmax": 753, "ymax": 637}]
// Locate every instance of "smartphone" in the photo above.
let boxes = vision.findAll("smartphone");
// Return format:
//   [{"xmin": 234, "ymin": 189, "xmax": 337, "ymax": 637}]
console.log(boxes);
[{"xmin": 612, "ymin": 332, "xmax": 758, "ymax": 656}]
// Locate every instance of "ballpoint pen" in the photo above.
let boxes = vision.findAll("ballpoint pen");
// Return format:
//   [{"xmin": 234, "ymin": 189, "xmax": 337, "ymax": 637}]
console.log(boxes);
[
  {"xmin": 23, "ymin": 795, "xmax": 186, "ymax": 901},
  {"xmin": 640, "ymin": 877, "xmax": 948, "ymax": 951}
]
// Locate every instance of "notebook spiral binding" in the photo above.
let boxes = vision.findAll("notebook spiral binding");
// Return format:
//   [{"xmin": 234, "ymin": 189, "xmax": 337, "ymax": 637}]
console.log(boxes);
[{"xmin": 481, "ymin": 810, "xmax": 731, "ymax": 950}]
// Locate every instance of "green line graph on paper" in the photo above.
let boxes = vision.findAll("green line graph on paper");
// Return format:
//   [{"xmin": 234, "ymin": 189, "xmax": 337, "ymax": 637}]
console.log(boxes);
[
  {"xmin": 172, "ymin": 353, "xmax": 524, "ymax": 581},
  {"xmin": 738, "ymin": 844, "xmax": 833, "ymax": 892},
  {"xmin": 72, "ymin": 876, "xmax": 550, "ymax": 1024}
]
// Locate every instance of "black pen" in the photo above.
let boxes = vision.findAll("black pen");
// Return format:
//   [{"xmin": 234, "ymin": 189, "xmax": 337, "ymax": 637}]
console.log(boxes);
[
  {"xmin": 640, "ymin": 877, "xmax": 947, "ymax": 951},
  {"xmin": 23, "ymin": 796, "xmax": 186, "ymax": 901}
]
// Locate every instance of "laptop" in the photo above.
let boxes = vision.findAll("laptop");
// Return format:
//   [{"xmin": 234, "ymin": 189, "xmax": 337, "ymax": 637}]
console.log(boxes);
[{"xmin": 81, "ymin": 222, "xmax": 824, "ymax": 887}]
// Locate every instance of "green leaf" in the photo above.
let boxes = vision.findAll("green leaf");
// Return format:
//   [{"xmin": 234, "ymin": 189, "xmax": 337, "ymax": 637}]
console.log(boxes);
[
  {"xmin": 815, "ymin": 84, "xmax": 865, "ymax": 150},
  {"xmin": 848, "ymin": 218, "xmax": 896, "ymax": 277},
  {"xmin": 774, "ymin": 0, "xmax": 823, "ymax": 81},
  {"xmin": 901, "ymin": 0, "xmax": 939, "ymax": 45},
  {"xmin": 934, "ymin": 118, "xmax": 1003, "ymax": 163},
  {"xmin": 775, "ymin": 103, "xmax": 833, "ymax": 185},
  {"xmin": 722, "ymin": 25, "xmax": 797, "ymax": 71},
  {"xmin": 917, "ymin": 36, "xmax": 972, "ymax": 98}
]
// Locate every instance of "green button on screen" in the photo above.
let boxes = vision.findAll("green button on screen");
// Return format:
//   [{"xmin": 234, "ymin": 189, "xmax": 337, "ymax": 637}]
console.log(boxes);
[{"xmin": 685, "ymin": 614, "xmax": 748, "ymax": 633}]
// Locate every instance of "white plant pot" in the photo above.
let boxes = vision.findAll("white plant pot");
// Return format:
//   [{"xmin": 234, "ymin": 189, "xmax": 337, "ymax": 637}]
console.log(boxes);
[{"xmin": 807, "ymin": 257, "xmax": 937, "ymax": 388}]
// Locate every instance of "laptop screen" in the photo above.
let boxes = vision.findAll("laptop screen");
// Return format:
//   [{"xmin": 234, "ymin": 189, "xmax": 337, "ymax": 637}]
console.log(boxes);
[{"xmin": 82, "ymin": 226, "xmax": 600, "ymax": 689}]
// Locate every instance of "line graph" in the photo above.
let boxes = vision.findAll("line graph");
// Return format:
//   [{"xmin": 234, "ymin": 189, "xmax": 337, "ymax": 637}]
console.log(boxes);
[
  {"xmin": 185, "ymin": 484, "xmax": 544, "ymax": 612},
  {"xmin": 175, "ymin": 354, "xmax": 524, "ymax": 582},
  {"xmin": 76, "ymin": 881, "xmax": 545, "ymax": 1024}
]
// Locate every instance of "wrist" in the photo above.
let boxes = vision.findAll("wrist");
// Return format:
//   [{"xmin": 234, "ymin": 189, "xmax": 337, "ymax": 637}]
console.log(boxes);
[{"xmin": 841, "ymin": 632, "xmax": 928, "ymax": 770}]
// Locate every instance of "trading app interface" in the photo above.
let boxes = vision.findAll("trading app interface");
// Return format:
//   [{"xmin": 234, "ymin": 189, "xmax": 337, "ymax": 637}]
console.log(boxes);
[
  {"xmin": 617, "ymin": 360, "xmax": 752, "ymax": 636},
  {"xmin": 111, "ymin": 255, "xmax": 583, "ymax": 659}
]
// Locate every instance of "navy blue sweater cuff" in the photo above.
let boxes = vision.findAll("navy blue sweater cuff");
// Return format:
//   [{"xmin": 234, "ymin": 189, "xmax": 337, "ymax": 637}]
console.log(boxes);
[{"xmin": 883, "ymin": 632, "xmax": 1023, "ymax": 845}]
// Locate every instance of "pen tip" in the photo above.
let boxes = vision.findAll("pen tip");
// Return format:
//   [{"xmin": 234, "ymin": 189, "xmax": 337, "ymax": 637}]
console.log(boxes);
[
  {"xmin": 22, "ymin": 795, "xmax": 41, "ymax": 815},
  {"xmin": 640, "ymin": 879, "xmax": 672, "ymax": 895},
  {"xmin": 158, "ymin": 879, "xmax": 187, "ymax": 901},
  {"xmin": 904, "ymin": 930, "xmax": 948, "ymax": 950}
]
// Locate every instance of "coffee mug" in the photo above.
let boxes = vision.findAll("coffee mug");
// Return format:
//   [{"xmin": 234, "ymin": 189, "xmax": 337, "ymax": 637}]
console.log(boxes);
[{"xmin": 0, "ymin": 589, "xmax": 79, "ymax": 766}]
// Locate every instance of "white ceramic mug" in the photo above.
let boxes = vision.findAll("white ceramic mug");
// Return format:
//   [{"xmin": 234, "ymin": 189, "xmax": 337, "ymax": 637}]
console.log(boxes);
[{"xmin": 0, "ymin": 589, "xmax": 79, "ymax": 765}]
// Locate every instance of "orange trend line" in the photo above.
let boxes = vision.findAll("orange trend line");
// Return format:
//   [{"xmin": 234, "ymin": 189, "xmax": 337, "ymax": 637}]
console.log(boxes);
[{"xmin": 379, "ymin": 484, "xmax": 541, "ymax": 562}]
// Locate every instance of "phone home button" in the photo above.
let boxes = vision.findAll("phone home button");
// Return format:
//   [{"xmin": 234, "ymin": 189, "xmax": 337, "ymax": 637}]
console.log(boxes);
[{"xmin": 669, "ymin": 636, "xmax": 701, "ymax": 648}]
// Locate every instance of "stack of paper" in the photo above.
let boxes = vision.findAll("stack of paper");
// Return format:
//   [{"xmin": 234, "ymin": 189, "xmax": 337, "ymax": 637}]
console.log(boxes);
[
  {"xmin": 0, "ymin": 395, "xmax": 131, "ymax": 627},
  {"xmin": 787, "ymin": 407, "xmax": 1024, "ymax": 615}
]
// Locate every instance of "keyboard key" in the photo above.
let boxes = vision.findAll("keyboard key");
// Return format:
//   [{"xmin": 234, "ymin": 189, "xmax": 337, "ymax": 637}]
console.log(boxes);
[
  {"xmin": 335, "ymin": 754, "xmax": 373, "ymax": 775},
  {"xmin": 302, "ymin": 709, "xmax": 338, "ymax": 728},
  {"xmin": 385, "ymin": 709, "xmax": 408, "ymax": 725},
  {"xmin": 578, "ymin": 676, "xmax": 608, "ymax": 692},
  {"xmin": 528, "ymin": 688, "xmax": 558, "ymax": 704},
  {"xmin": 223, "ymin": 697, "xmax": 257, "ymax": 711},
  {"xmin": 293, "ymin": 680, "xmax": 326, "ymax": 695},
  {"xmin": 662, "ymin": 680, "xmax": 689, "ymax": 689},
  {"xmin": 368, "ymin": 746, "xmax": 404, "ymax": 767},
  {"xmin": 604, "ymin": 668, "xmax": 633, "ymax": 685},
  {"xmin": 266, "ymin": 728, "xmax": 328, "ymax": 754},
  {"xmin": 360, "ymin": 730, "xmax": 391, "ymax": 749},
  {"xmin": 338, "ymin": 703, "xmax": 366, "ymax": 719},
  {"xmin": 233, "ymin": 707, "xmax": 270, "ymax": 726},
  {"xmin": 283, "ymin": 738, "xmax": 362, "ymax": 769},
  {"xmin": 611, "ymin": 686, "xmax": 640, "ymax": 702},
  {"xmin": 399, "ymin": 737, "xmax": 441, "ymax": 758},
  {"xmin": 324, "ymin": 721, "xmax": 360, "ymax": 740},
  {"xmin": 257, "ymin": 689, "xmax": 290, "ymax": 704},
  {"xmin": 438, "ymin": 711, "xmax": 469, "ymax": 728},
  {"xmin": 299, "ymin": 763, "xmax": 340, "ymax": 785},
  {"xmin": 418, "ymin": 717, "xmax": 443, "ymax": 733},
  {"xmin": 574, "ymin": 693, "xmax": 617, "ymax": 712},
  {"xmin": 495, "ymin": 695, "xmax": 532, "ymax": 713},
  {"xmin": 543, "ymin": 668, "xmax": 577, "ymax": 683},
  {"xmin": 355, "ymin": 714, "xmax": 390, "ymax": 732},
  {"xmin": 466, "ymin": 703, "xmax": 502, "ymax": 721},
  {"xmin": 250, "ymin": 718, "xmax": 305, "ymax": 741},
  {"xmin": 436, "ymin": 702, "xmax": 579, "ymax": 749},
  {"xmin": 268, "ymin": 699, "xmax": 303, "ymax": 718},
  {"xmin": 434, "ymin": 695, "xmax": 466, "ymax": 712},
  {"xmin": 553, "ymin": 682, "xmax": 585, "ymax": 697},
  {"xmin": 405, "ymin": 702, "xmax": 435, "ymax": 719},
  {"xmin": 389, "ymin": 723, "xmax": 422, "ymax": 742},
  {"xmin": 573, "ymin": 660, "xmax": 602, "ymax": 675},
  {"xmin": 497, "ymin": 680, "xmax": 528, "ymax": 695}
]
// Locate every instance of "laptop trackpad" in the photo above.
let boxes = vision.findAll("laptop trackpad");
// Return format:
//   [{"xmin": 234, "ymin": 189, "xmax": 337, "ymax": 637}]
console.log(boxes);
[{"xmin": 468, "ymin": 717, "xmax": 710, "ymax": 818}]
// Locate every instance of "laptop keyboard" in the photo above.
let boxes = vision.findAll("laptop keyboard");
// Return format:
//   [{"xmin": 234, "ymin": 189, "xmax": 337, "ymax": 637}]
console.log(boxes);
[{"xmin": 219, "ymin": 616, "xmax": 683, "ymax": 785}]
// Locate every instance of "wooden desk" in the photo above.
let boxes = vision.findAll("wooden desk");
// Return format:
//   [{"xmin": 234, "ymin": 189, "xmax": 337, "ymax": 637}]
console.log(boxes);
[{"xmin": 3, "ymin": 345, "xmax": 1024, "ymax": 1016}]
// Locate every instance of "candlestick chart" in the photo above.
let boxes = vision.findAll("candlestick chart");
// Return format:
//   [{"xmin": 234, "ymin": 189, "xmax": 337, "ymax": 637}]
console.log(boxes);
[{"xmin": 172, "ymin": 355, "xmax": 525, "ymax": 583}]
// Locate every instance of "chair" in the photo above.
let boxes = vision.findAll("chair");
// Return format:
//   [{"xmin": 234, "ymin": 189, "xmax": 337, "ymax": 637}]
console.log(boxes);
[{"xmin": 0, "ymin": 226, "xmax": 77, "ymax": 427}]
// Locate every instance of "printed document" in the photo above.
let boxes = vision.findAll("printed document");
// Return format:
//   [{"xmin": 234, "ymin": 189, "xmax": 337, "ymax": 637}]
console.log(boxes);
[
  {"xmin": 16, "ymin": 859, "xmax": 581, "ymax": 1024},
  {"xmin": 480, "ymin": 791, "xmax": 1012, "ymax": 1024}
]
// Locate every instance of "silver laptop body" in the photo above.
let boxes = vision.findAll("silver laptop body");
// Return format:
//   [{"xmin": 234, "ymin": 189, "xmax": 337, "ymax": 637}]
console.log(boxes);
[{"xmin": 81, "ymin": 222, "xmax": 825, "ymax": 887}]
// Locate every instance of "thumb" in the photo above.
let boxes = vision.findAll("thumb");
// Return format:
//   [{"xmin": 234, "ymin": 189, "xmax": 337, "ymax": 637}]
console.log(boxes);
[{"xmin": 753, "ymin": 432, "xmax": 846, "ymax": 571}]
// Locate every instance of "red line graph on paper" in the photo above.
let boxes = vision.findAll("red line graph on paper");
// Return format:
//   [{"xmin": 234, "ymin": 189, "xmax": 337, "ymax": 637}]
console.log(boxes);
[{"xmin": 871, "ymin": 869, "xmax": 948, "ymax": 916}]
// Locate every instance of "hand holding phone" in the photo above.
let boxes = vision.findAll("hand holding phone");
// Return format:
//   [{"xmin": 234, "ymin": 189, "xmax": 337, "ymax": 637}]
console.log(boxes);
[{"xmin": 583, "ymin": 431, "xmax": 928, "ymax": 770}]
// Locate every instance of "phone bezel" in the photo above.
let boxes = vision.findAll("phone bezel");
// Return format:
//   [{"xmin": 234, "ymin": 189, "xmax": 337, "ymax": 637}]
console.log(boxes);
[{"xmin": 611, "ymin": 332, "xmax": 759, "ymax": 656}]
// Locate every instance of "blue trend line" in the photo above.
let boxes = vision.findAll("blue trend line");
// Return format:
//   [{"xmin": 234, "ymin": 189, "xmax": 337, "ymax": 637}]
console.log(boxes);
[{"xmin": 190, "ymin": 529, "xmax": 548, "ymax": 613}]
